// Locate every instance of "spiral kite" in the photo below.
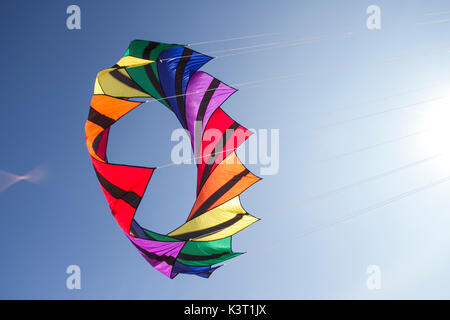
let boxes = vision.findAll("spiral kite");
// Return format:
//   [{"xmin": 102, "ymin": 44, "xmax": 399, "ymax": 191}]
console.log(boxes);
[{"xmin": 85, "ymin": 40, "xmax": 261, "ymax": 278}]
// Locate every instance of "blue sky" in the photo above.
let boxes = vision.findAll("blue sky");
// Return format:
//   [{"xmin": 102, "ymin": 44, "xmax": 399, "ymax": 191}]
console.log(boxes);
[{"xmin": 1, "ymin": 0, "xmax": 450, "ymax": 299}]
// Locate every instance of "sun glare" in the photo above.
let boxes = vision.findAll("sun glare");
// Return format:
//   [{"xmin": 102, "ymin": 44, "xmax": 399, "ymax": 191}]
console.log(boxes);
[{"xmin": 414, "ymin": 93, "xmax": 450, "ymax": 171}]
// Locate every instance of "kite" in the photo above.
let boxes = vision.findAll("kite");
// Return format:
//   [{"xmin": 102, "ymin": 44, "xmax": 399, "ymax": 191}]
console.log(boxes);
[{"xmin": 85, "ymin": 40, "xmax": 261, "ymax": 278}]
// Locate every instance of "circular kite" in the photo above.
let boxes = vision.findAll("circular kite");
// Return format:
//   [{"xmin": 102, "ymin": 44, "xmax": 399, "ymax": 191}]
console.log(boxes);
[{"xmin": 85, "ymin": 40, "xmax": 261, "ymax": 278}]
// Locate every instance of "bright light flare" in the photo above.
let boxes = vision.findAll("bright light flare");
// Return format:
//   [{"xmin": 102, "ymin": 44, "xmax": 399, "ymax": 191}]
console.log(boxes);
[{"xmin": 415, "ymin": 94, "xmax": 450, "ymax": 170}]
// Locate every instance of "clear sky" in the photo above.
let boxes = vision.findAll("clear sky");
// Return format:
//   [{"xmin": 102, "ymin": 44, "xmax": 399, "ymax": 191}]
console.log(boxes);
[{"xmin": 1, "ymin": 0, "xmax": 450, "ymax": 299}]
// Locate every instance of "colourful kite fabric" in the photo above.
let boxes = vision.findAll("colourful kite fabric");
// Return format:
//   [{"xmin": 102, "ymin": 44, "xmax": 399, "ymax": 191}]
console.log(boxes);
[{"xmin": 85, "ymin": 40, "xmax": 261, "ymax": 278}]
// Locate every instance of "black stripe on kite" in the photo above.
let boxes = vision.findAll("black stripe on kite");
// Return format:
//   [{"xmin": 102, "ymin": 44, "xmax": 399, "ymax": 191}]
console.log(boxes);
[
  {"xmin": 142, "ymin": 41, "xmax": 160, "ymax": 57},
  {"xmin": 174, "ymin": 214, "xmax": 246, "ymax": 240},
  {"xmin": 175, "ymin": 48, "xmax": 193, "ymax": 127},
  {"xmin": 198, "ymin": 121, "xmax": 240, "ymax": 192},
  {"xmin": 191, "ymin": 169, "xmax": 250, "ymax": 220},
  {"xmin": 94, "ymin": 168, "xmax": 141, "ymax": 209},
  {"xmin": 178, "ymin": 251, "xmax": 231, "ymax": 261},
  {"xmin": 142, "ymin": 43, "xmax": 167, "ymax": 102},
  {"xmin": 194, "ymin": 78, "xmax": 221, "ymax": 157},
  {"xmin": 88, "ymin": 107, "xmax": 116, "ymax": 129},
  {"xmin": 131, "ymin": 242, "xmax": 176, "ymax": 266},
  {"xmin": 109, "ymin": 69, "xmax": 148, "ymax": 95},
  {"xmin": 92, "ymin": 128, "xmax": 110, "ymax": 162},
  {"xmin": 92, "ymin": 130, "xmax": 104, "ymax": 154}
]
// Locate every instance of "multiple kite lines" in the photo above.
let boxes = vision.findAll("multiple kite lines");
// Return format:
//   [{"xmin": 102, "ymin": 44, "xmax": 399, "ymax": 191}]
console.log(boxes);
[
  {"xmin": 154, "ymin": 12, "xmax": 450, "ymax": 265},
  {"xmin": 2, "ymin": 11, "xmax": 450, "ymax": 276}
]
